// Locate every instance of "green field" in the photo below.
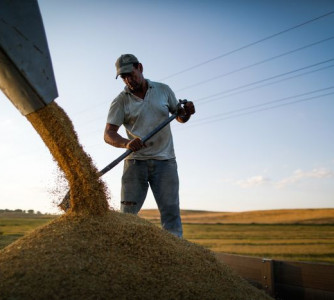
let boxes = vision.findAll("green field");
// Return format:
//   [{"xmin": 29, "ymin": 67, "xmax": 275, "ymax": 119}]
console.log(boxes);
[
  {"xmin": 1, "ymin": 214, "xmax": 334, "ymax": 264},
  {"xmin": 183, "ymin": 223, "xmax": 334, "ymax": 264},
  {"xmin": 0, "ymin": 216, "xmax": 55, "ymax": 249}
]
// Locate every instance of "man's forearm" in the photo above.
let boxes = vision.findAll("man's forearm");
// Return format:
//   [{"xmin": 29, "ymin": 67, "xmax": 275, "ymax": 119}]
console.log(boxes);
[{"xmin": 104, "ymin": 130, "xmax": 129, "ymax": 148}]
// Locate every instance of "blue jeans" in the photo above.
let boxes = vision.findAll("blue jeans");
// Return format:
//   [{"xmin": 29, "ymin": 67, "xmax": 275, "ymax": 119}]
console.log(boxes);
[{"xmin": 120, "ymin": 158, "xmax": 183, "ymax": 238}]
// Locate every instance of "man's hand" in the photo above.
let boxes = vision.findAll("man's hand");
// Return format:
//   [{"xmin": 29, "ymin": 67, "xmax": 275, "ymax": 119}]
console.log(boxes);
[
  {"xmin": 176, "ymin": 101, "xmax": 195, "ymax": 123},
  {"xmin": 126, "ymin": 137, "xmax": 145, "ymax": 152},
  {"xmin": 184, "ymin": 101, "xmax": 195, "ymax": 115},
  {"xmin": 104, "ymin": 124, "xmax": 146, "ymax": 151}
]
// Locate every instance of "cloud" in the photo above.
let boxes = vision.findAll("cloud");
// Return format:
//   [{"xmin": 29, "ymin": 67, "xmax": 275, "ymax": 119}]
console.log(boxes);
[
  {"xmin": 233, "ymin": 167, "xmax": 334, "ymax": 189},
  {"xmin": 237, "ymin": 175, "xmax": 271, "ymax": 189},
  {"xmin": 276, "ymin": 168, "xmax": 334, "ymax": 188}
]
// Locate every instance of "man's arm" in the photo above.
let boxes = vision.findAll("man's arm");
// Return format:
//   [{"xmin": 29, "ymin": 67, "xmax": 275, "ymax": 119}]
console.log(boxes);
[
  {"xmin": 176, "ymin": 101, "xmax": 195, "ymax": 123},
  {"xmin": 104, "ymin": 124, "xmax": 144, "ymax": 152}
]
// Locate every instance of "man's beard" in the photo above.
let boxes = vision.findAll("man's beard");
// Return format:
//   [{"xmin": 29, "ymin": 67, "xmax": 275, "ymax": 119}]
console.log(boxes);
[{"xmin": 128, "ymin": 80, "xmax": 142, "ymax": 93}]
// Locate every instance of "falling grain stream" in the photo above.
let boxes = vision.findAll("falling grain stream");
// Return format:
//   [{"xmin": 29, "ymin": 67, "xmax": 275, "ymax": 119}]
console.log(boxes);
[{"xmin": 26, "ymin": 102, "xmax": 109, "ymax": 215}]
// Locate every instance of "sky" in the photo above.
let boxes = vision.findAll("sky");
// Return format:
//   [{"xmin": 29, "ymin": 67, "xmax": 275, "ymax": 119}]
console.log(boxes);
[{"xmin": 0, "ymin": 0, "xmax": 333, "ymax": 214}]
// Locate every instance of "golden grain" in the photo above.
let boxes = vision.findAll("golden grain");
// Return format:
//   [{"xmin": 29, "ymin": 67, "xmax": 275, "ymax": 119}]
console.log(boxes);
[{"xmin": 26, "ymin": 102, "xmax": 109, "ymax": 215}]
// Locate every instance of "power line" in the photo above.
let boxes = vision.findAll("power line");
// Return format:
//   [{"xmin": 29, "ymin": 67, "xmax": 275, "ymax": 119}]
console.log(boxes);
[
  {"xmin": 66, "ymin": 33, "xmax": 334, "ymax": 120},
  {"xmin": 189, "ymin": 91, "xmax": 334, "ymax": 127},
  {"xmin": 71, "ymin": 56, "xmax": 334, "ymax": 129},
  {"xmin": 71, "ymin": 59, "xmax": 334, "ymax": 135},
  {"xmin": 193, "ymin": 86, "xmax": 334, "ymax": 124},
  {"xmin": 72, "ymin": 98, "xmax": 110, "ymax": 118},
  {"xmin": 85, "ymin": 90, "xmax": 334, "ymax": 146},
  {"xmin": 159, "ymin": 10, "xmax": 334, "ymax": 81},
  {"xmin": 196, "ymin": 58, "xmax": 334, "ymax": 103},
  {"xmin": 175, "ymin": 36, "xmax": 334, "ymax": 93},
  {"xmin": 197, "ymin": 63, "xmax": 334, "ymax": 105}
]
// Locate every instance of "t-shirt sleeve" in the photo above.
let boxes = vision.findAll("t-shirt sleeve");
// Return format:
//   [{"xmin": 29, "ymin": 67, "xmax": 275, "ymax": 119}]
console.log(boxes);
[
  {"xmin": 106, "ymin": 97, "xmax": 124, "ymax": 126},
  {"xmin": 166, "ymin": 85, "xmax": 179, "ymax": 114}
]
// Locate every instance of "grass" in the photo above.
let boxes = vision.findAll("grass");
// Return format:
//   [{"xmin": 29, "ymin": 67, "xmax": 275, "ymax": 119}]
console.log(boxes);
[
  {"xmin": 183, "ymin": 223, "xmax": 334, "ymax": 264},
  {"xmin": 140, "ymin": 208, "xmax": 334, "ymax": 224},
  {"xmin": 1, "ymin": 211, "xmax": 334, "ymax": 264},
  {"xmin": 0, "ymin": 216, "xmax": 55, "ymax": 249}
]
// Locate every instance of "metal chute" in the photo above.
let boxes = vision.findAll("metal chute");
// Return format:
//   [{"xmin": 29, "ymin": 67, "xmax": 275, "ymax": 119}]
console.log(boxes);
[{"xmin": 0, "ymin": 0, "xmax": 58, "ymax": 115}]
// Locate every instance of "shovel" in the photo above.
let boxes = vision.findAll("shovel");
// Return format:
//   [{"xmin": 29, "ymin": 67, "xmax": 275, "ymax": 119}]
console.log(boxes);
[{"xmin": 59, "ymin": 99, "xmax": 188, "ymax": 211}]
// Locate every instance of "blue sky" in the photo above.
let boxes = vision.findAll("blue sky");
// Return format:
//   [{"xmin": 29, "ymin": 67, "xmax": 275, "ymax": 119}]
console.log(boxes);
[{"xmin": 0, "ymin": 0, "xmax": 333, "ymax": 213}]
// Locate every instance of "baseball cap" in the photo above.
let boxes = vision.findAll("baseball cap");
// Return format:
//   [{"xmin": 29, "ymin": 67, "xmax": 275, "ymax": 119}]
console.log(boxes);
[{"xmin": 115, "ymin": 54, "xmax": 139, "ymax": 79}]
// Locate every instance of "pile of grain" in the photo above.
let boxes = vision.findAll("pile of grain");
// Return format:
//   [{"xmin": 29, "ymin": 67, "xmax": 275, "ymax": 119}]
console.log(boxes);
[
  {"xmin": 0, "ymin": 211, "xmax": 271, "ymax": 299},
  {"xmin": 0, "ymin": 102, "xmax": 272, "ymax": 299}
]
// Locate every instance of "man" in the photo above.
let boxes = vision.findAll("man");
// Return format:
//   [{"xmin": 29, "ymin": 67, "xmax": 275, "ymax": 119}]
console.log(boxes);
[{"xmin": 104, "ymin": 54, "xmax": 195, "ymax": 238}]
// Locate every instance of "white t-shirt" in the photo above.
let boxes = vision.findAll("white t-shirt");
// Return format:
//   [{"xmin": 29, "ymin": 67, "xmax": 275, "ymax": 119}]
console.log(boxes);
[{"xmin": 107, "ymin": 79, "xmax": 179, "ymax": 160}]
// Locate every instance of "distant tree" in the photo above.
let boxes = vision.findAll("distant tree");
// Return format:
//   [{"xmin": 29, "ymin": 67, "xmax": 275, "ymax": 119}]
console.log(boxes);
[
  {"xmin": 14, "ymin": 209, "xmax": 23, "ymax": 213},
  {"xmin": 27, "ymin": 209, "xmax": 34, "ymax": 214}
]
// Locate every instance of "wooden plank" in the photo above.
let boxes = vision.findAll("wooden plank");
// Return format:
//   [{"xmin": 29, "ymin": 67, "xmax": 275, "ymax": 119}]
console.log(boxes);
[
  {"xmin": 274, "ymin": 260, "xmax": 334, "ymax": 292},
  {"xmin": 216, "ymin": 253, "xmax": 334, "ymax": 298},
  {"xmin": 215, "ymin": 253, "xmax": 262, "ymax": 280},
  {"xmin": 261, "ymin": 258, "xmax": 275, "ymax": 296},
  {"xmin": 215, "ymin": 253, "xmax": 274, "ymax": 295}
]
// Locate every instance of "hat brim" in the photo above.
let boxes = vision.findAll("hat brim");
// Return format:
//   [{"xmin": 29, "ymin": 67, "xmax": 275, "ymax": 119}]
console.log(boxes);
[{"xmin": 116, "ymin": 64, "xmax": 134, "ymax": 79}]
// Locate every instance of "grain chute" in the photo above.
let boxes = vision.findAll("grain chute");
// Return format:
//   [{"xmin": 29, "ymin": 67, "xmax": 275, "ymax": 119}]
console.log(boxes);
[{"xmin": 0, "ymin": 0, "xmax": 58, "ymax": 115}]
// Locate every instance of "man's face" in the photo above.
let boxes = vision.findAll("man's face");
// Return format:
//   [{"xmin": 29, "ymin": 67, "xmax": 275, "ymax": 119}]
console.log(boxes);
[{"xmin": 120, "ymin": 65, "xmax": 144, "ymax": 92}]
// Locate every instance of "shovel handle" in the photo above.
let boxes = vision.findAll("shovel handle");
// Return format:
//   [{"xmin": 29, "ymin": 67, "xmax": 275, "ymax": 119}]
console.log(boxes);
[
  {"xmin": 59, "ymin": 99, "xmax": 188, "ymax": 211},
  {"xmin": 98, "ymin": 99, "xmax": 187, "ymax": 176}
]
